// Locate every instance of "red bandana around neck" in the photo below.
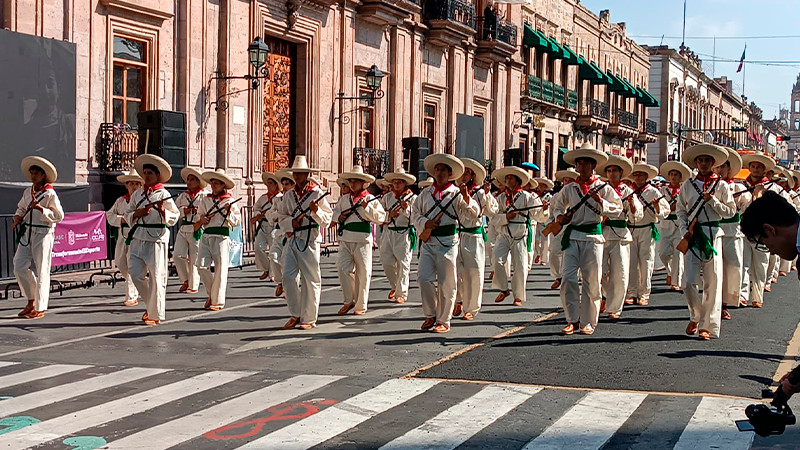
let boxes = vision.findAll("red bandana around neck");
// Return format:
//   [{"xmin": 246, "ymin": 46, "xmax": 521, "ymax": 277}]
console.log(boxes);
[
  {"xmin": 186, "ymin": 187, "xmax": 203, "ymax": 197},
  {"xmin": 267, "ymin": 190, "xmax": 280, "ymax": 201},
  {"xmin": 123, "ymin": 194, "xmax": 132, "ymax": 202},
  {"xmin": 350, "ymin": 189, "xmax": 368, "ymax": 204},
  {"xmin": 574, "ymin": 176, "xmax": 597, "ymax": 195},
  {"xmin": 32, "ymin": 184, "xmax": 53, "ymax": 194},
  {"xmin": 612, "ymin": 181, "xmax": 626, "ymax": 196},
  {"xmin": 392, "ymin": 188, "xmax": 411, "ymax": 198},
  {"xmin": 505, "ymin": 186, "xmax": 523, "ymax": 206},
  {"xmin": 209, "ymin": 192, "xmax": 233, "ymax": 200},
  {"xmin": 668, "ymin": 183, "xmax": 680, "ymax": 197},
  {"xmin": 748, "ymin": 176, "xmax": 769, "ymax": 186},
  {"xmin": 145, "ymin": 183, "xmax": 165, "ymax": 193},
  {"xmin": 695, "ymin": 172, "xmax": 719, "ymax": 189},
  {"xmin": 295, "ymin": 181, "xmax": 317, "ymax": 197},
  {"xmin": 432, "ymin": 182, "xmax": 453, "ymax": 200}
]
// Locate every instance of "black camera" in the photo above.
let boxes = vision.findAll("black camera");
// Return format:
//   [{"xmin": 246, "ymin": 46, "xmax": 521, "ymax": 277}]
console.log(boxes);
[{"xmin": 737, "ymin": 387, "xmax": 796, "ymax": 436}]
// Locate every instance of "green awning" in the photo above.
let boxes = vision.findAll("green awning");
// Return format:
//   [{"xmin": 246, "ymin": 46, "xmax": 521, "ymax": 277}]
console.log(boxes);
[
  {"xmin": 636, "ymin": 86, "xmax": 661, "ymax": 107},
  {"xmin": 578, "ymin": 60, "xmax": 604, "ymax": 82},
  {"xmin": 547, "ymin": 37, "xmax": 564, "ymax": 59},
  {"xmin": 523, "ymin": 24, "xmax": 550, "ymax": 50},
  {"xmin": 557, "ymin": 147, "xmax": 571, "ymax": 170},
  {"xmin": 591, "ymin": 62, "xmax": 612, "ymax": 85},
  {"xmin": 561, "ymin": 44, "xmax": 584, "ymax": 66},
  {"xmin": 606, "ymin": 71, "xmax": 632, "ymax": 94},
  {"xmin": 620, "ymin": 77, "xmax": 640, "ymax": 99}
]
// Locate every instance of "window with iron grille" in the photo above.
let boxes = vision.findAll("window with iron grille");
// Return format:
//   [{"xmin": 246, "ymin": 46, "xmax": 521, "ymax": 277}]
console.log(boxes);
[
  {"xmin": 424, "ymin": 102, "xmax": 437, "ymax": 150},
  {"xmin": 112, "ymin": 36, "xmax": 148, "ymax": 127}
]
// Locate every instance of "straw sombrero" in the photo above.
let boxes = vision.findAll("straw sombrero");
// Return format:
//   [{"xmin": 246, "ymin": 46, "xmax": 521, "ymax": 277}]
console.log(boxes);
[
  {"xmin": 384, "ymin": 168, "xmax": 416, "ymax": 185},
  {"xmin": 423, "ymin": 154, "xmax": 465, "ymax": 181},
  {"xmin": 740, "ymin": 151, "xmax": 776, "ymax": 172},
  {"xmin": 534, "ymin": 177, "xmax": 554, "ymax": 190},
  {"xmin": 276, "ymin": 168, "xmax": 294, "ymax": 183},
  {"xmin": 374, "ymin": 178, "xmax": 390, "ymax": 189},
  {"xmin": 659, "ymin": 161, "xmax": 691, "ymax": 181},
  {"xmin": 288, "ymin": 155, "xmax": 321, "ymax": 173},
  {"xmin": 21, "ymin": 156, "xmax": 58, "ymax": 184},
  {"xmin": 555, "ymin": 168, "xmax": 579, "ymax": 182},
  {"xmin": 563, "ymin": 142, "xmax": 609, "ymax": 166},
  {"xmin": 630, "ymin": 163, "xmax": 659, "ymax": 180},
  {"xmin": 135, "ymin": 154, "xmax": 172, "ymax": 183},
  {"xmin": 460, "ymin": 158, "xmax": 487, "ymax": 184},
  {"xmin": 262, "ymin": 172, "xmax": 280, "ymax": 186},
  {"xmin": 202, "ymin": 168, "xmax": 236, "ymax": 190},
  {"xmin": 181, "ymin": 167, "xmax": 207, "ymax": 188},
  {"xmin": 721, "ymin": 148, "xmax": 742, "ymax": 176},
  {"xmin": 117, "ymin": 170, "xmax": 144, "ymax": 184},
  {"xmin": 492, "ymin": 166, "xmax": 532, "ymax": 188},
  {"xmin": 775, "ymin": 166, "xmax": 795, "ymax": 189},
  {"xmin": 597, "ymin": 155, "xmax": 633, "ymax": 178},
  {"xmin": 682, "ymin": 144, "xmax": 728, "ymax": 169},
  {"xmin": 419, "ymin": 177, "xmax": 434, "ymax": 189},
  {"xmin": 336, "ymin": 175, "xmax": 349, "ymax": 187},
  {"xmin": 492, "ymin": 178, "xmax": 505, "ymax": 189},
  {"xmin": 340, "ymin": 165, "xmax": 375, "ymax": 185}
]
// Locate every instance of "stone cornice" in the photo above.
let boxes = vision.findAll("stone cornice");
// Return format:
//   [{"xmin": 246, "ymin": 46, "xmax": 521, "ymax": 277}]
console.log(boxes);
[{"xmin": 99, "ymin": 0, "xmax": 173, "ymax": 21}]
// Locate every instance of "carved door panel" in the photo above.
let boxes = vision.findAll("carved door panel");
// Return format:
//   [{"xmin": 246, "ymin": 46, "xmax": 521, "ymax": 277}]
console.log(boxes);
[{"xmin": 262, "ymin": 37, "xmax": 295, "ymax": 173}]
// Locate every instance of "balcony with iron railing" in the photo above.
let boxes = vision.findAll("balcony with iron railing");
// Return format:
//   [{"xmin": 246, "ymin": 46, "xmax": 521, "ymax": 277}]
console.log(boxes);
[
  {"xmin": 423, "ymin": 0, "xmax": 476, "ymax": 46},
  {"xmin": 607, "ymin": 110, "xmax": 639, "ymax": 138},
  {"xmin": 97, "ymin": 123, "xmax": 139, "ymax": 172},
  {"xmin": 576, "ymin": 99, "xmax": 610, "ymax": 130},
  {"xmin": 636, "ymin": 118, "xmax": 659, "ymax": 143},
  {"xmin": 474, "ymin": 16, "xmax": 518, "ymax": 62},
  {"xmin": 645, "ymin": 119, "xmax": 658, "ymax": 135},
  {"xmin": 358, "ymin": 0, "xmax": 421, "ymax": 26},
  {"xmin": 522, "ymin": 75, "xmax": 577, "ymax": 112},
  {"xmin": 353, "ymin": 147, "xmax": 391, "ymax": 179}
]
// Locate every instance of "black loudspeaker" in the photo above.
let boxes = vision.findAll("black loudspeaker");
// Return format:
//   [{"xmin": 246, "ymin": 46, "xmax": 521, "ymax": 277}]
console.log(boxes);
[
  {"xmin": 137, "ymin": 110, "xmax": 187, "ymax": 184},
  {"xmin": 402, "ymin": 137, "xmax": 430, "ymax": 183},
  {"xmin": 503, "ymin": 148, "xmax": 523, "ymax": 167}
]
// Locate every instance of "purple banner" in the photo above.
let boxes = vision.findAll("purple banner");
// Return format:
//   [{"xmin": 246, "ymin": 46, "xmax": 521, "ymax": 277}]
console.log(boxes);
[{"xmin": 52, "ymin": 211, "xmax": 108, "ymax": 267}]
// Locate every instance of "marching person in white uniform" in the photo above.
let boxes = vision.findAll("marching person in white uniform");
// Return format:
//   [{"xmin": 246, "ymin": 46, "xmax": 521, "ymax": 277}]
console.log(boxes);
[
  {"xmin": 549, "ymin": 143, "xmax": 622, "ymax": 335},
  {"xmin": 676, "ymin": 144, "xmax": 735, "ymax": 340},
  {"xmin": 658, "ymin": 161, "xmax": 691, "ymax": 292},
  {"xmin": 268, "ymin": 169, "xmax": 295, "ymax": 298},
  {"xmin": 333, "ymin": 166, "xmax": 387, "ymax": 316},
  {"xmin": 714, "ymin": 148, "xmax": 747, "ymax": 320},
  {"xmin": 379, "ymin": 168, "xmax": 417, "ymax": 305},
  {"xmin": 454, "ymin": 158, "xmax": 497, "ymax": 320},
  {"xmin": 597, "ymin": 155, "xmax": 642, "ymax": 320},
  {"xmin": 124, "ymin": 155, "xmax": 180, "ymax": 326},
  {"xmin": 277, "ymin": 156, "xmax": 333, "ymax": 330},
  {"xmin": 411, "ymin": 154, "xmax": 478, "ymax": 333},
  {"xmin": 174, "ymin": 168, "xmax": 207, "ymax": 294},
  {"xmin": 12, "ymin": 156, "xmax": 64, "ymax": 319},
  {"xmin": 195, "ymin": 169, "xmax": 242, "ymax": 311},
  {"xmin": 253, "ymin": 172, "xmax": 282, "ymax": 281},
  {"xmin": 487, "ymin": 177, "xmax": 506, "ymax": 281},
  {"xmin": 490, "ymin": 167, "xmax": 544, "ymax": 306},
  {"xmin": 106, "ymin": 170, "xmax": 143, "ymax": 306},
  {"xmin": 533, "ymin": 178, "xmax": 554, "ymax": 266},
  {"xmin": 625, "ymin": 164, "xmax": 670, "ymax": 306},
  {"xmin": 549, "ymin": 168, "xmax": 579, "ymax": 290}
]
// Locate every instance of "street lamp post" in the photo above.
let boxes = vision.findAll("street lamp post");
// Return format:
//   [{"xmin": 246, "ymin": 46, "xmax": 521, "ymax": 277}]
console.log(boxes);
[
  {"xmin": 336, "ymin": 65, "xmax": 385, "ymax": 124},
  {"xmin": 210, "ymin": 37, "xmax": 272, "ymax": 111}
]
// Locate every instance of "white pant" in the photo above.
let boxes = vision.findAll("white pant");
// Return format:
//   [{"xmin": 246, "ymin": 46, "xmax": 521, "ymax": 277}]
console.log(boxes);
[
  {"xmin": 128, "ymin": 238, "xmax": 169, "ymax": 321},
  {"xmin": 254, "ymin": 225, "xmax": 274, "ymax": 273},
  {"xmin": 534, "ymin": 224, "xmax": 550, "ymax": 264},
  {"xmin": 721, "ymin": 236, "xmax": 743, "ymax": 306},
  {"xmin": 550, "ymin": 235, "xmax": 564, "ymax": 279},
  {"xmin": 338, "ymin": 241, "xmax": 373, "ymax": 313},
  {"xmin": 768, "ymin": 254, "xmax": 779, "ymax": 283},
  {"xmin": 457, "ymin": 232, "xmax": 485, "ymax": 315},
  {"xmin": 659, "ymin": 220, "xmax": 684, "ymax": 286},
  {"xmin": 173, "ymin": 229, "xmax": 200, "ymax": 291},
  {"xmin": 742, "ymin": 240, "xmax": 769, "ymax": 304},
  {"xmin": 13, "ymin": 229, "xmax": 55, "ymax": 311},
  {"xmin": 269, "ymin": 229, "xmax": 285, "ymax": 284},
  {"xmin": 282, "ymin": 237, "xmax": 322, "ymax": 324},
  {"xmin": 780, "ymin": 258, "xmax": 792, "ymax": 273},
  {"xmin": 561, "ymin": 240, "xmax": 603, "ymax": 328},
  {"xmin": 602, "ymin": 240, "xmax": 631, "ymax": 314},
  {"xmin": 197, "ymin": 234, "xmax": 231, "ymax": 307},
  {"xmin": 492, "ymin": 233, "xmax": 529, "ymax": 302},
  {"xmin": 683, "ymin": 235, "xmax": 723, "ymax": 337},
  {"xmin": 418, "ymin": 241, "xmax": 458, "ymax": 326},
  {"xmin": 114, "ymin": 237, "xmax": 139, "ymax": 302},
  {"xmin": 380, "ymin": 228, "xmax": 413, "ymax": 301},
  {"xmin": 627, "ymin": 226, "xmax": 656, "ymax": 301}
]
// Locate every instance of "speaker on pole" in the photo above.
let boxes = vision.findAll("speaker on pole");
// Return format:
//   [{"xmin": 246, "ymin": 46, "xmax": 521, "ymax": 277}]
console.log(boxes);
[
  {"xmin": 137, "ymin": 110, "xmax": 187, "ymax": 184},
  {"xmin": 402, "ymin": 137, "xmax": 430, "ymax": 183}
]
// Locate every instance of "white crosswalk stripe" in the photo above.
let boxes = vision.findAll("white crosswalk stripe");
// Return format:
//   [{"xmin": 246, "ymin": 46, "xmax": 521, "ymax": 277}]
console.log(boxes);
[
  {"xmin": 0, "ymin": 361, "xmax": 766, "ymax": 450},
  {"xmin": 236, "ymin": 378, "xmax": 440, "ymax": 450}
]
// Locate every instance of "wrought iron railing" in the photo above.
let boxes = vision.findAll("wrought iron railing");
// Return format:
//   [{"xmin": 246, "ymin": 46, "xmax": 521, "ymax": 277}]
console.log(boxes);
[
  {"xmin": 353, "ymin": 148, "xmax": 391, "ymax": 179},
  {"xmin": 645, "ymin": 119, "xmax": 658, "ymax": 134},
  {"xmin": 670, "ymin": 121, "xmax": 681, "ymax": 136},
  {"xmin": 524, "ymin": 75, "xmax": 543, "ymax": 100},
  {"xmin": 580, "ymin": 99, "xmax": 610, "ymax": 120},
  {"xmin": 553, "ymin": 85, "xmax": 566, "ymax": 107},
  {"xmin": 567, "ymin": 90, "xmax": 578, "ymax": 111},
  {"xmin": 475, "ymin": 16, "xmax": 517, "ymax": 46},
  {"xmin": 616, "ymin": 110, "xmax": 639, "ymax": 129},
  {"xmin": 97, "ymin": 123, "xmax": 139, "ymax": 172},
  {"xmin": 423, "ymin": 0, "xmax": 475, "ymax": 29}
]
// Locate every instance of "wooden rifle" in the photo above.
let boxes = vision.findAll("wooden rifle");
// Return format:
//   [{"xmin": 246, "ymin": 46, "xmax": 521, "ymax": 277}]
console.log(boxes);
[
  {"xmin": 733, "ymin": 179, "xmax": 777, "ymax": 198},
  {"xmin": 676, "ymin": 178, "xmax": 720, "ymax": 254},
  {"xmin": 12, "ymin": 185, "xmax": 45, "ymax": 231},
  {"xmin": 418, "ymin": 190, "xmax": 463, "ymax": 243},
  {"xmin": 337, "ymin": 193, "xmax": 384, "ymax": 236},
  {"xmin": 286, "ymin": 191, "xmax": 331, "ymax": 237},
  {"xmin": 193, "ymin": 197, "xmax": 243, "ymax": 232},
  {"xmin": 542, "ymin": 183, "xmax": 607, "ymax": 237}
]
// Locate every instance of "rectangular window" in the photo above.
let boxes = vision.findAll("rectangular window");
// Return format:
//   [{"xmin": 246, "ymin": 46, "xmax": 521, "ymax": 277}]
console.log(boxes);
[
  {"xmin": 112, "ymin": 36, "xmax": 148, "ymax": 127},
  {"xmin": 358, "ymin": 88, "xmax": 375, "ymax": 148},
  {"xmin": 424, "ymin": 102, "xmax": 437, "ymax": 150}
]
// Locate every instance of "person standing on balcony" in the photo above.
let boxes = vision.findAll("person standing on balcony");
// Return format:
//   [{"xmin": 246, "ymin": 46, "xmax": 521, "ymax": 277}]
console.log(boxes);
[
  {"xmin": 548, "ymin": 168, "xmax": 579, "ymax": 290},
  {"xmin": 269, "ymin": 169, "xmax": 295, "ymax": 299},
  {"xmin": 124, "ymin": 155, "xmax": 180, "ymax": 326},
  {"xmin": 333, "ymin": 166, "xmax": 387, "ymax": 316},
  {"xmin": 380, "ymin": 168, "xmax": 417, "ymax": 305},
  {"xmin": 625, "ymin": 164, "xmax": 670, "ymax": 307},
  {"xmin": 106, "ymin": 170, "xmax": 144, "ymax": 307},
  {"xmin": 253, "ymin": 172, "xmax": 282, "ymax": 282},
  {"xmin": 12, "ymin": 156, "xmax": 64, "ymax": 319},
  {"xmin": 677, "ymin": 144, "xmax": 735, "ymax": 340},
  {"xmin": 411, "ymin": 154, "xmax": 478, "ymax": 333},
  {"xmin": 549, "ymin": 144, "xmax": 622, "ymax": 335},
  {"xmin": 277, "ymin": 156, "xmax": 333, "ymax": 330},
  {"xmin": 453, "ymin": 158, "xmax": 497, "ymax": 320},
  {"xmin": 174, "ymin": 168, "xmax": 208, "ymax": 295},
  {"xmin": 532, "ymin": 177, "xmax": 554, "ymax": 267},
  {"xmin": 658, "ymin": 161, "xmax": 691, "ymax": 292},
  {"xmin": 194, "ymin": 169, "xmax": 242, "ymax": 311},
  {"xmin": 483, "ymin": 0, "xmax": 497, "ymax": 40}
]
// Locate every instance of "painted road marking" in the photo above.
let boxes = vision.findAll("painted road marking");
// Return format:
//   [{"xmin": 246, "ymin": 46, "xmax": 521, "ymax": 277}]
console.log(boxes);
[
  {"xmin": 673, "ymin": 396, "xmax": 754, "ymax": 450},
  {"xmin": 0, "ymin": 364, "xmax": 91, "ymax": 390}
]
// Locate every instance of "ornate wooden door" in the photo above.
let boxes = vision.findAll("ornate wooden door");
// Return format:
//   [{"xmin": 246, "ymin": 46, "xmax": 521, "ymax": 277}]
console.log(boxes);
[{"xmin": 262, "ymin": 37, "xmax": 295, "ymax": 173}]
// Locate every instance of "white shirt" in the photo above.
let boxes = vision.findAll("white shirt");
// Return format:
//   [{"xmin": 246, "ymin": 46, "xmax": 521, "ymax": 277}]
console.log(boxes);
[
  {"xmin": 15, "ymin": 185, "xmax": 64, "ymax": 230},
  {"xmin": 106, "ymin": 195, "xmax": 133, "ymax": 239},
  {"xmin": 332, "ymin": 191, "xmax": 387, "ymax": 243},
  {"xmin": 604, "ymin": 182, "xmax": 643, "ymax": 242},
  {"xmin": 676, "ymin": 175, "xmax": 735, "ymax": 238},
  {"xmin": 550, "ymin": 177, "xmax": 623, "ymax": 243},
  {"xmin": 277, "ymin": 183, "xmax": 333, "ymax": 244},
  {"xmin": 411, "ymin": 184, "xmax": 479, "ymax": 247},
  {"xmin": 123, "ymin": 185, "xmax": 180, "ymax": 243},
  {"xmin": 380, "ymin": 190, "xmax": 417, "ymax": 229},
  {"xmin": 175, "ymin": 188, "xmax": 208, "ymax": 232},
  {"xmin": 629, "ymin": 183, "xmax": 670, "ymax": 226},
  {"xmin": 197, "ymin": 194, "xmax": 242, "ymax": 231},
  {"xmin": 254, "ymin": 191, "xmax": 283, "ymax": 234}
]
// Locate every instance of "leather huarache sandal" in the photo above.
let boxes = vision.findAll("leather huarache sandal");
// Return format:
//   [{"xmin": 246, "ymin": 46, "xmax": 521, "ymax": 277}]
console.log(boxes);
[
  {"xmin": 432, "ymin": 324, "xmax": 450, "ymax": 333},
  {"xmin": 421, "ymin": 318, "xmax": 436, "ymax": 330},
  {"xmin": 495, "ymin": 290, "xmax": 511, "ymax": 303},
  {"xmin": 338, "ymin": 302, "xmax": 355, "ymax": 315},
  {"xmin": 283, "ymin": 317, "xmax": 300, "ymax": 329}
]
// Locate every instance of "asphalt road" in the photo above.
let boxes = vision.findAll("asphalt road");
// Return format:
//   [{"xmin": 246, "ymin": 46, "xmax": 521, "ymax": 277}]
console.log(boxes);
[{"xmin": 0, "ymin": 252, "xmax": 798, "ymax": 449}]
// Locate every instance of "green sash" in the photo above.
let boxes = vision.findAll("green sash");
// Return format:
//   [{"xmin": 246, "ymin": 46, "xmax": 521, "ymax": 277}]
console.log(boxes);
[
  {"xmin": 125, "ymin": 223, "xmax": 167, "ymax": 245},
  {"xmin": 459, "ymin": 226, "xmax": 488, "ymax": 243},
  {"xmin": 388, "ymin": 225, "xmax": 418, "ymax": 250},
  {"xmin": 204, "ymin": 226, "xmax": 230, "ymax": 237},
  {"xmin": 509, "ymin": 220, "xmax": 533, "ymax": 251},
  {"xmin": 720, "ymin": 213, "xmax": 741, "ymax": 224},
  {"xmin": 342, "ymin": 222, "xmax": 372, "ymax": 233},
  {"xmin": 666, "ymin": 214, "xmax": 678, "ymax": 220},
  {"xmin": 603, "ymin": 220, "xmax": 628, "ymax": 229},
  {"xmin": 689, "ymin": 221, "xmax": 721, "ymax": 259},
  {"xmin": 630, "ymin": 223, "xmax": 660, "ymax": 242},
  {"xmin": 561, "ymin": 223, "xmax": 602, "ymax": 251},
  {"xmin": 430, "ymin": 224, "xmax": 457, "ymax": 237},
  {"xmin": 293, "ymin": 224, "xmax": 320, "ymax": 233}
]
